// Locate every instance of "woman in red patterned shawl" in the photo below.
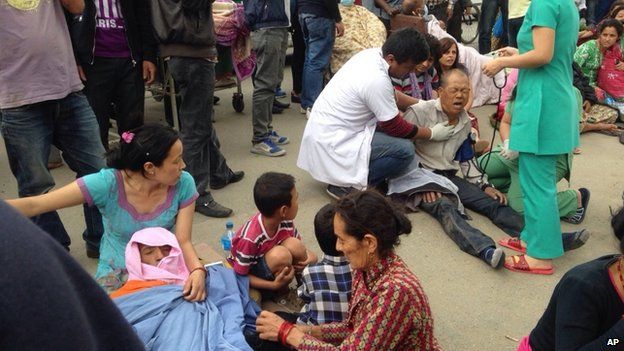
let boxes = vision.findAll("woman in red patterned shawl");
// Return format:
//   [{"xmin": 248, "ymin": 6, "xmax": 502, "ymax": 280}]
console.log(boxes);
[{"xmin": 256, "ymin": 190, "xmax": 442, "ymax": 351}]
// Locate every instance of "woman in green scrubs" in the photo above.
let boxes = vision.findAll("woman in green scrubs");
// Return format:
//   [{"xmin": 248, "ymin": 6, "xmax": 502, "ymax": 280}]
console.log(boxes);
[{"xmin": 482, "ymin": 0, "xmax": 580, "ymax": 274}]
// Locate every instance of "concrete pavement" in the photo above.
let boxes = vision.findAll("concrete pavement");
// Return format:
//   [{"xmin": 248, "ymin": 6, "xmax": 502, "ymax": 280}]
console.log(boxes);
[{"xmin": 1, "ymin": 71, "xmax": 623, "ymax": 350}]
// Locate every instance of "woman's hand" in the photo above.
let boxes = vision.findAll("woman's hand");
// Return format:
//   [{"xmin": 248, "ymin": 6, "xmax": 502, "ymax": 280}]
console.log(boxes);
[
  {"xmin": 482, "ymin": 59, "xmax": 504, "ymax": 77},
  {"xmin": 616, "ymin": 61, "xmax": 624, "ymax": 71},
  {"xmin": 182, "ymin": 269, "xmax": 207, "ymax": 302},
  {"xmin": 256, "ymin": 311, "xmax": 286, "ymax": 342},
  {"xmin": 496, "ymin": 47, "xmax": 519, "ymax": 57},
  {"xmin": 500, "ymin": 139, "xmax": 519, "ymax": 160}
]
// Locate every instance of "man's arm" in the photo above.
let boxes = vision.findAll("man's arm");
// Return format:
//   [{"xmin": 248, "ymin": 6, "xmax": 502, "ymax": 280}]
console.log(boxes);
[
  {"xmin": 377, "ymin": 113, "xmax": 453, "ymax": 141},
  {"xmin": 61, "ymin": 0, "xmax": 84, "ymax": 14},
  {"xmin": 395, "ymin": 90, "xmax": 419, "ymax": 111}
]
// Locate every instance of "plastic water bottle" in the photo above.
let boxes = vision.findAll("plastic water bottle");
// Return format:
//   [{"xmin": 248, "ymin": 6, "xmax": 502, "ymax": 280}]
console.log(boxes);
[{"xmin": 220, "ymin": 220, "xmax": 235, "ymax": 256}]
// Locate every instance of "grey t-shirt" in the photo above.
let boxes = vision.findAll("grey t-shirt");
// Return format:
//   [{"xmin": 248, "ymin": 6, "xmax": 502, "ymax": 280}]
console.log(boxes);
[{"xmin": 0, "ymin": 0, "xmax": 83, "ymax": 109}]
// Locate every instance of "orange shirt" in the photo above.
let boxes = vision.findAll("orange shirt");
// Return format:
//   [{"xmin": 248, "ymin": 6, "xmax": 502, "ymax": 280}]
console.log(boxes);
[{"xmin": 110, "ymin": 280, "xmax": 169, "ymax": 299}]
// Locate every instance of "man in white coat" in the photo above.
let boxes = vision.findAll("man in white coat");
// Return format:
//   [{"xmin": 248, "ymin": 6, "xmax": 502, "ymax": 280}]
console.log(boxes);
[{"xmin": 297, "ymin": 28, "xmax": 455, "ymax": 199}]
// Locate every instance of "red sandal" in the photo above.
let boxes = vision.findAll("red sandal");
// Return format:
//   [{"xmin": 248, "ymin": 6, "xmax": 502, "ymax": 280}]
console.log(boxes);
[
  {"xmin": 498, "ymin": 238, "xmax": 526, "ymax": 254},
  {"xmin": 504, "ymin": 255, "xmax": 554, "ymax": 275}
]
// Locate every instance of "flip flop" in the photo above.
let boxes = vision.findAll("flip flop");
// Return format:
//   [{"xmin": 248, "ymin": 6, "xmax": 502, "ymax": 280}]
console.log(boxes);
[
  {"xmin": 504, "ymin": 254, "xmax": 554, "ymax": 275},
  {"xmin": 498, "ymin": 237, "xmax": 526, "ymax": 254}
]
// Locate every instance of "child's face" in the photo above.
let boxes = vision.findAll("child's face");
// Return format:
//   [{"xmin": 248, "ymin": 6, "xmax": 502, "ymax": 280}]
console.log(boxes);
[
  {"xmin": 282, "ymin": 187, "xmax": 299, "ymax": 220},
  {"xmin": 139, "ymin": 244, "xmax": 172, "ymax": 266}
]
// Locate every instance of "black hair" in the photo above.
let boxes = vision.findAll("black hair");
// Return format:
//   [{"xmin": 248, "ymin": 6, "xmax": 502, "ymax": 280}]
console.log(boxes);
[
  {"xmin": 608, "ymin": 3, "xmax": 624, "ymax": 20},
  {"xmin": 424, "ymin": 33, "xmax": 442, "ymax": 63},
  {"xmin": 439, "ymin": 67, "xmax": 469, "ymax": 88},
  {"xmin": 382, "ymin": 28, "xmax": 430, "ymax": 65},
  {"xmin": 597, "ymin": 18, "xmax": 624, "ymax": 38},
  {"xmin": 314, "ymin": 203, "xmax": 341, "ymax": 256},
  {"xmin": 253, "ymin": 172, "xmax": 296, "ymax": 217},
  {"xmin": 612, "ymin": 205, "xmax": 624, "ymax": 253},
  {"xmin": 106, "ymin": 123, "xmax": 180, "ymax": 175},
  {"xmin": 334, "ymin": 190, "xmax": 411, "ymax": 258}
]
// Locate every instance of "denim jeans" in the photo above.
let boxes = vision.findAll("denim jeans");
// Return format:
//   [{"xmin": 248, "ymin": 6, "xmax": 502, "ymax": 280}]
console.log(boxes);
[
  {"xmin": 299, "ymin": 14, "xmax": 335, "ymax": 109},
  {"xmin": 251, "ymin": 28, "xmax": 288, "ymax": 143},
  {"xmin": 444, "ymin": 172, "xmax": 524, "ymax": 237},
  {"xmin": 507, "ymin": 16, "xmax": 524, "ymax": 48},
  {"xmin": 0, "ymin": 92, "xmax": 105, "ymax": 250},
  {"xmin": 368, "ymin": 131, "xmax": 415, "ymax": 186},
  {"xmin": 420, "ymin": 196, "xmax": 496, "ymax": 256},
  {"xmin": 168, "ymin": 57, "xmax": 233, "ymax": 199},
  {"xmin": 82, "ymin": 57, "xmax": 145, "ymax": 149},
  {"xmin": 478, "ymin": 0, "xmax": 508, "ymax": 54}
]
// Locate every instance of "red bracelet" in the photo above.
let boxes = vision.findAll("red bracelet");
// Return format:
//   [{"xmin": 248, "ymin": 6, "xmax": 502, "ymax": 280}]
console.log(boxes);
[
  {"xmin": 278, "ymin": 322, "xmax": 295, "ymax": 346},
  {"xmin": 189, "ymin": 266, "xmax": 207, "ymax": 276}
]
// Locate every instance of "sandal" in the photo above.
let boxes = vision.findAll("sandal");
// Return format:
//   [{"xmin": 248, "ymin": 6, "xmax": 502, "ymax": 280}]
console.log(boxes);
[
  {"xmin": 504, "ymin": 255, "xmax": 554, "ymax": 275},
  {"xmin": 498, "ymin": 238, "xmax": 526, "ymax": 254}
]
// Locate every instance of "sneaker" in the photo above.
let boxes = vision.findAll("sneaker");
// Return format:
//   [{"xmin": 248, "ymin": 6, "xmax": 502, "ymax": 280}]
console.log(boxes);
[
  {"xmin": 210, "ymin": 170, "xmax": 245, "ymax": 190},
  {"xmin": 269, "ymin": 130, "xmax": 289, "ymax": 145},
  {"xmin": 561, "ymin": 188, "xmax": 590, "ymax": 224},
  {"xmin": 275, "ymin": 87, "xmax": 287, "ymax": 99},
  {"xmin": 562, "ymin": 229, "xmax": 590, "ymax": 251},
  {"xmin": 480, "ymin": 247, "xmax": 505, "ymax": 269},
  {"xmin": 273, "ymin": 99, "xmax": 290, "ymax": 109},
  {"xmin": 195, "ymin": 199, "xmax": 233, "ymax": 218},
  {"xmin": 251, "ymin": 139, "xmax": 286, "ymax": 157},
  {"xmin": 299, "ymin": 106, "xmax": 307, "ymax": 114},
  {"xmin": 272, "ymin": 105, "xmax": 284, "ymax": 114},
  {"xmin": 305, "ymin": 107, "xmax": 312, "ymax": 120},
  {"xmin": 326, "ymin": 184, "xmax": 357, "ymax": 200}
]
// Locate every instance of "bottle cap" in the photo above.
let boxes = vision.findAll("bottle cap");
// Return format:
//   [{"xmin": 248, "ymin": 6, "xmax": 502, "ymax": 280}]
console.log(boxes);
[{"xmin": 226, "ymin": 220, "xmax": 234, "ymax": 228}]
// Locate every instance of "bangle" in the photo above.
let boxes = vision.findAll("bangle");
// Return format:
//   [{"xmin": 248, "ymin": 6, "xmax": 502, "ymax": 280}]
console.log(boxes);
[
  {"xmin": 189, "ymin": 266, "xmax": 207, "ymax": 276},
  {"xmin": 278, "ymin": 322, "xmax": 295, "ymax": 346}
]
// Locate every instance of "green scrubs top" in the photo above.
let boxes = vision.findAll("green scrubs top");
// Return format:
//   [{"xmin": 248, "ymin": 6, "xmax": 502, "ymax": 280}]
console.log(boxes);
[{"xmin": 509, "ymin": 0, "xmax": 580, "ymax": 155}]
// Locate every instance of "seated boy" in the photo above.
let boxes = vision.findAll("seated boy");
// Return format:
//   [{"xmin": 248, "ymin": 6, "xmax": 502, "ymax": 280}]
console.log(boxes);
[
  {"xmin": 298, "ymin": 203, "xmax": 353, "ymax": 325},
  {"xmin": 110, "ymin": 227, "xmax": 191, "ymax": 298},
  {"xmin": 228, "ymin": 172, "xmax": 317, "ymax": 295}
]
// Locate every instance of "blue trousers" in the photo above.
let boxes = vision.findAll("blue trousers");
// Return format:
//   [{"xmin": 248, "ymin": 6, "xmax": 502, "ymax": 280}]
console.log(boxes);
[
  {"xmin": 299, "ymin": 13, "xmax": 336, "ymax": 109},
  {"xmin": 0, "ymin": 92, "xmax": 105, "ymax": 250}
]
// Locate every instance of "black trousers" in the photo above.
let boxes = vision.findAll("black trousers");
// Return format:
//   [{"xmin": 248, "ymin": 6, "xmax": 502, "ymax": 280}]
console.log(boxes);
[{"xmin": 82, "ymin": 57, "xmax": 145, "ymax": 149}]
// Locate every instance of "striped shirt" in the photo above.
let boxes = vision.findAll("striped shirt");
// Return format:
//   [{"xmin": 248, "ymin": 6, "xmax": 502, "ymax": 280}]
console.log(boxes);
[
  {"xmin": 298, "ymin": 255, "xmax": 353, "ymax": 325},
  {"xmin": 298, "ymin": 253, "xmax": 441, "ymax": 351},
  {"xmin": 227, "ymin": 213, "xmax": 300, "ymax": 275}
]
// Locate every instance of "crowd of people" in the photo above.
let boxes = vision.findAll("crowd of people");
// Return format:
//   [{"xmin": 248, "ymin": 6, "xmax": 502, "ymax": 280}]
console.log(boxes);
[{"xmin": 2, "ymin": 0, "xmax": 624, "ymax": 349}]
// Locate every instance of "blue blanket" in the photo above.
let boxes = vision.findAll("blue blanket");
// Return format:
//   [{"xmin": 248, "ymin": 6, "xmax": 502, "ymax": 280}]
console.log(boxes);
[{"xmin": 115, "ymin": 266, "xmax": 259, "ymax": 351}]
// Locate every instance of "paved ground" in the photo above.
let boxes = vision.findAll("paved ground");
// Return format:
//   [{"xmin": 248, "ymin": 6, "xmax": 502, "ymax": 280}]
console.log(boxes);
[{"xmin": 2, "ymin": 69, "xmax": 623, "ymax": 350}]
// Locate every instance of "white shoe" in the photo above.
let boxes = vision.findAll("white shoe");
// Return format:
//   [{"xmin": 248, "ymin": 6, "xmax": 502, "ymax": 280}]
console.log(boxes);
[{"xmin": 305, "ymin": 107, "xmax": 312, "ymax": 120}]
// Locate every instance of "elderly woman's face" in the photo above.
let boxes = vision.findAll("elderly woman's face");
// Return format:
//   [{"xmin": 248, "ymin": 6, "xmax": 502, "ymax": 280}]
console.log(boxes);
[{"xmin": 334, "ymin": 214, "xmax": 369, "ymax": 270}]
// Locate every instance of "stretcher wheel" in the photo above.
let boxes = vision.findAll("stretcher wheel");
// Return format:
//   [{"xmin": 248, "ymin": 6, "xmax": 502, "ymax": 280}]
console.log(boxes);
[{"xmin": 233, "ymin": 93, "xmax": 244, "ymax": 113}]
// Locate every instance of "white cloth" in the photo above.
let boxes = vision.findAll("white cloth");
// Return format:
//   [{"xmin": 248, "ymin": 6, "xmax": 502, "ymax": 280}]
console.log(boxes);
[
  {"xmin": 297, "ymin": 48, "xmax": 399, "ymax": 188},
  {"xmin": 427, "ymin": 18, "xmax": 507, "ymax": 107}
]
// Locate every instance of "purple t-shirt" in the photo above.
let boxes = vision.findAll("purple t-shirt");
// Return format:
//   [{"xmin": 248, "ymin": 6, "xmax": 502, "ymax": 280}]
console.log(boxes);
[
  {"xmin": 94, "ymin": 0, "xmax": 131, "ymax": 58},
  {"xmin": 0, "ymin": 0, "xmax": 83, "ymax": 109}
]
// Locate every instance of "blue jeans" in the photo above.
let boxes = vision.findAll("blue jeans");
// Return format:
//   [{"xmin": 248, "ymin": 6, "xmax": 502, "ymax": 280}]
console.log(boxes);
[
  {"xmin": 168, "ymin": 57, "xmax": 233, "ymax": 199},
  {"xmin": 478, "ymin": 0, "xmax": 508, "ymax": 54},
  {"xmin": 299, "ymin": 14, "xmax": 335, "ymax": 110},
  {"xmin": 0, "ymin": 92, "xmax": 105, "ymax": 250},
  {"xmin": 368, "ymin": 131, "xmax": 415, "ymax": 186},
  {"xmin": 507, "ymin": 16, "xmax": 523, "ymax": 48}
]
